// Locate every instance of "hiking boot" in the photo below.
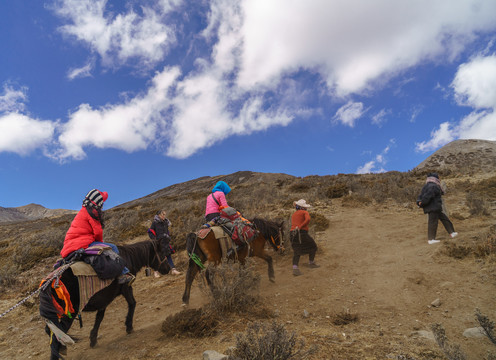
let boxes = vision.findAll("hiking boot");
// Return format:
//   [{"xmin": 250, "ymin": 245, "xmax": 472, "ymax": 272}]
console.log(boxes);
[
  {"xmin": 308, "ymin": 263, "xmax": 320, "ymax": 269},
  {"xmin": 293, "ymin": 268, "xmax": 302, "ymax": 276},
  {"xmin": 170, "ymin": 268, "xmax": 181, "ymax": 275},
  {"xmin": 450, "ymin": 232, "xmax": 458, "ymax": 238},
  {"xmin": 118, "ymin": 273, "xmax": 136, "ymax": 285},
  {"xmin": 154, "ymin": 271, "xmax": 161, "ymax": 278},
  {"xmin": 428, "ymin": 239, "xmax": 440, "ymax": 245}
]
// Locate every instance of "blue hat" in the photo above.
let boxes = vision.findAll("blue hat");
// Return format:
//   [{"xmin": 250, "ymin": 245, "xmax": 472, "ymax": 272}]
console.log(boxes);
[{"xmin": 212, "ymin": 181, "xmax": 231, "ymax": 194}]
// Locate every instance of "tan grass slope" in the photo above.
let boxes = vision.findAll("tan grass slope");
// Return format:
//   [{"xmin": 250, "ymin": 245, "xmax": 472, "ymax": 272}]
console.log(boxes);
[{"xmin": 414, "ymin": 139, "xmax": 496, "ymax": 174}]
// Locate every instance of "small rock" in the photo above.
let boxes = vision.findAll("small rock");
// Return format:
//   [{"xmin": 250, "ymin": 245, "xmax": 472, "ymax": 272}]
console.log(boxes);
[
  {"xmin": 463, "ymin": 327, "xmax": 485, "ymax": 338},
  {"xmin": 203, "ymin": 350, "xmax": 228, "ymax": 360},
  {"xmin": 431, "ymin": 298, "xmax": 441, "ymax": 307},
  {"xmin": 303, "ymin": 309, "xmax": 309, "ymax": 318},
  {"xmin": 410, "ymin": 330, "xmax": 435, "ymax": 341}
]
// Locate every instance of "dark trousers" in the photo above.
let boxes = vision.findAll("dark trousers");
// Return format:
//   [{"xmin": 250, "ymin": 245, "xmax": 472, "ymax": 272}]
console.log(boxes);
[
  {"xmin": 205, "ymin": 213, "xmax": 220, "ymax": 222},
  {"xmin": 293, "ymin": 252, "xmax": 316, "ymax": 266},
  {"xmin": 428, "ymin": 211, "xmax": 455, "ymax": 240}
]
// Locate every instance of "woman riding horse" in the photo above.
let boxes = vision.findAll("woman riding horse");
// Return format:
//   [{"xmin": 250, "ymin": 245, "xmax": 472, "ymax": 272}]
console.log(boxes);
[{"xmin": 182, "ymin": 217, "xmax": 283, "ymax": 305}]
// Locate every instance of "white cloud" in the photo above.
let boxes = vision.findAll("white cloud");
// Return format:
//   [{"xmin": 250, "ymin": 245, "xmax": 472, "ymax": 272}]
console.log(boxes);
[
  {"xmin": 0, "ymin": 85, "xmax": 27, "ymax": 113},
  {"xmin": 371, "ymin": 108, "xmax": 391, "ymax": 126},
  {"xmin": 53, "ymin": 0, "xmax": 179, "ymax": 69},
  {"xmin": 356, "ymin": 139, "xmax": 394, "ymax": 174},
  {"xmin": 67, "ymin": 60, "xmax": 94, "ymax": 80},
  {"xmin": 39, "ymin": 0, "xmax": 496, "ymax": 160},
  {"xmin": 417, "ymin": 55, "xmax": 496, "ymax": 152},
  {"xmin": 416, "ymin": 122, "xmax": 456, "ymax": 152},
  {"xmin": 56, "ymin": 67, "xmax": 180, "ymax": 159},
  {"xmin": 452, "ymin": 55, "xmax": 496, "ymax": 109},
  {"xmin": 236, "ymin": 0, "xmax": 496, "ymax": 96},
  {"xmin": 333, "ymin": 101, "xmax": 365, "ymax": 127},
  {"xmin": 0, "ymin": 113, "xmax": 55, "ymax": 155}
]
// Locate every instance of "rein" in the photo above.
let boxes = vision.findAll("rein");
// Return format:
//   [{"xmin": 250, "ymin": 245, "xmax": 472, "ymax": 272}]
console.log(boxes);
[
  {"xmin": 0, "ymin": 261, "xmax": 75, "ymax": 319},
  {"xmin": 148, "ymin": 240, "xmax": 169, "ymax": 269}
]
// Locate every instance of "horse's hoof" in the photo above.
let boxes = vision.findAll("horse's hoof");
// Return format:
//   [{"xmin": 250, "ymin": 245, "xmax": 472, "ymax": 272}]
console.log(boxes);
[
  {"xmin": 126, "ymin": 328, "xmax": 134, "ymax": 334},
  {"xmin": 269, "ymin": 278, "xmax": 275, "ymax": 283},
  {"xmin": 90, "ymin": 340, "xmax": 97, "ymax": 348},
  {"xmin": 181, "ymin": 302, "xmax": 188, "ymax": 307}
]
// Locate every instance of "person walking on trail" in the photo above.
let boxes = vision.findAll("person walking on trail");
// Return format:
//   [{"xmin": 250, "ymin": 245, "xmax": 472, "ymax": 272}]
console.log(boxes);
[
  {"xmin": 148, "ymin": 210, "xmax": 181, "ymax": 276},
  {"xmin": 205, "ymin": 180, "xmax": 231, "ymax": 222},
  {"xmin": 61, "ymin": 189, "xmax": 135, "ymax": 285},
  {"xmin": 290, "ymin": 199, "xmax": 319, "ymax": 276},
  {"xmin": 416, "ymin": 173, "xmax": 458, "ymax": 245}
]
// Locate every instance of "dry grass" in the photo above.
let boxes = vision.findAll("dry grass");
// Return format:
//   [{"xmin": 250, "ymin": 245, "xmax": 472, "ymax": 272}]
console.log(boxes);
[
  {"xmin": 230, "ymin": 321, "xmax": 317, "ymax": 360},
  {"xmin": 161, "ymin": 307, "xmax": 219, "ymax": 338},
  {"xmin": 331, "ymin": 309, "xmax": 359, "ymax": 326},
  {"xmin": 431, "ymin": 323, "xmax": 467, "ymax": 360}
]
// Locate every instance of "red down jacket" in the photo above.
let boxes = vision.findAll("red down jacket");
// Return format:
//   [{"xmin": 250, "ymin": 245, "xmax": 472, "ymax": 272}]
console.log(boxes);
[{"xmin": 60, "ymin": 206, "xmax": 103, "ymax": 258}]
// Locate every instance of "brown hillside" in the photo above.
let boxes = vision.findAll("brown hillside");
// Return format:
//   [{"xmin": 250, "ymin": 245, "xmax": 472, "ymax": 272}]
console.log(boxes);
[
  {"xmin": 415, "ymin": 139, "xmax": 496, "ymax": 175},
  {"xmin": 0, "ymin": 140, "xmax": 495, "ymax": 359}
]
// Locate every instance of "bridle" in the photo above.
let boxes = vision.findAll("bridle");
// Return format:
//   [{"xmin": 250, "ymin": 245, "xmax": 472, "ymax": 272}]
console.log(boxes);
[
  {"xmin": 149, "ymin": 239, "xmax": 169, "ymax": 269},
  {"xmin": 267, "ymin": 226, "xmax": 284, "ymax": 252}
]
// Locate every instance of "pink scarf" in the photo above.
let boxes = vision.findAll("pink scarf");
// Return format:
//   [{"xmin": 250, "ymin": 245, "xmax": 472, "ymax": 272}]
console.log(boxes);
[{"xmin": 426, "ymin": 176, "xmax": 441, "ymax": 187}]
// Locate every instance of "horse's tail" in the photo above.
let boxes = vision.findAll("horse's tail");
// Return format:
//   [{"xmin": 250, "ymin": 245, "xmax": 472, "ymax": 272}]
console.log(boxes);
[{"xmin": 186, "ymin": 232, "xmax": 198, "ymax": 254}]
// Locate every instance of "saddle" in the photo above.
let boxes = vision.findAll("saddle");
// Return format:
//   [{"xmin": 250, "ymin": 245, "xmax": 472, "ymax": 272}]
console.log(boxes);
[{"xmin": 197, "ymin": 226, "xmax": 233, "ymax": 259}]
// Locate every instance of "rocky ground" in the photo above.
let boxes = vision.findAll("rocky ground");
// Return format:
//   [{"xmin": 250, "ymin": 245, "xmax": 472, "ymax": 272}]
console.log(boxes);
[{"xmin": 0, "ymin": 188, "xmax": 495, "ymax": 359}]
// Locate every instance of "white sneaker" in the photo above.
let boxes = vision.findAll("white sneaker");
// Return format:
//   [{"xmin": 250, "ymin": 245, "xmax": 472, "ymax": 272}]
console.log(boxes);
[
  {"xmin": 450, "ymin": 232, "xmax": 458, "ymax": 238},
  {"xmin": 170, "ymin": 268, "xmax": 181, "ymax": 275},
  {"xmin": 428, "ymin": 239, "xmax": 440, "ymax": 245}
]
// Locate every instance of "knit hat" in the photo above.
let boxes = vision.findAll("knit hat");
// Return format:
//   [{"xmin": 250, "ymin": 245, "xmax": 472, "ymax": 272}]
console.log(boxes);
[
  {"xmin": 293, "ymin": 199, "xmax": 311, "ymax": 208},
  {"xmin": 212, "ymin": 181, "xmax": 231, "ymax": 194},
  {"xmin": 83, "ymin": 189, "xmax": 108, "ymax": 208}
]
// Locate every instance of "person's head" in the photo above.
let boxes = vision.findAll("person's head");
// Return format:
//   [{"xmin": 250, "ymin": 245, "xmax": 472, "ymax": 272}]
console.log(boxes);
[
  {"xmin": 83, "ymin": 189, "xmax": 108, "ymax": 209},
  {"xmin": 293, "ymin": 199, "xmax": 311, "ymax": 210},
  {"xmin": 156, "ymin": 209, "xmax": 167, "ymax": 220},
  {"xmin": 212, "ymin": 181, "xmax": 231, "ymax": 194},
  {"xmin": 427, "ymin": 172, "xmax": 439, "ymax": 179}
]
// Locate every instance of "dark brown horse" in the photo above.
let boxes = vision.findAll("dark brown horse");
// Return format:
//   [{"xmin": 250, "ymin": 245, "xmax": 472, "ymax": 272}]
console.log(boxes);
[
  {"xmin": 40, "ymin": 239, "xmax": 171, "ymax": 360},
  {"xmin": 182, "ymin": 217, "xmax": 284, "ymax": 305}
]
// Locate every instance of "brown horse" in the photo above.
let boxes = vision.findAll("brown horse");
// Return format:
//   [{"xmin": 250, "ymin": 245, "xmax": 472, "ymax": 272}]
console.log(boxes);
[
  {"xmin": 39, "ymin": 239, "xmax": 171, "ymax": 360},
  {"xmin": 182, "ymin": 217, "xmax": 284, "ymax": 305}
]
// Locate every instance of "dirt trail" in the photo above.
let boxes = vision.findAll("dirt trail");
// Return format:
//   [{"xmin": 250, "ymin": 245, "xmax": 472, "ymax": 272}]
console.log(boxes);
[{"xmin": 0, "ymin": 200, "xmax": 495, "ymax": 359}]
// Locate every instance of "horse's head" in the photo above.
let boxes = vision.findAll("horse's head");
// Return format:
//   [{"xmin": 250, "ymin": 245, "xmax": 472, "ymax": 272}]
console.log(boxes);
[
  {"xmin": 251, "ymin": 218, "xmax": 285, "ymax": 253},
  {"xmin": 150, "ymin": 239, "xmax": 172, "ymax": 275}
]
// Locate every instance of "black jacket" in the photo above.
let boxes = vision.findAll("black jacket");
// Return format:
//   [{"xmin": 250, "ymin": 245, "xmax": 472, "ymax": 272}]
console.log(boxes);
[
  {"xmin": 417, "ymin": 182, "xmax": 443, "ymax": 214},
  {"xmin": 149, "ymin": 217, "xmax": 171, "ymax": 244}
]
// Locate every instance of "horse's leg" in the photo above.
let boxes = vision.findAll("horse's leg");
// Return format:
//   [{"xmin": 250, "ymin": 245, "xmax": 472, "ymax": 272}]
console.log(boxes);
[
  {"xmin": 89, "ymin": 308, "xmax": 106, "ymax": 348},
  {"xmin": 205, "ymin": 267, "xmax": 215, "ymax": 294},
  {"xmin": 122, "ymin": 285, "xmax": 136, "ymax": 334},
  {"xmin": 182, "ymin": 259, "xmax": 200, "ymax": 305},
  {"xmin": 264, "ymin": 253, "xmax": 275, "ymax": 282}
]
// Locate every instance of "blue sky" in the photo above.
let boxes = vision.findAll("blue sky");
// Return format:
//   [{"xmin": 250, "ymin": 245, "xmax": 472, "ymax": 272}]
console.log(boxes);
[{"xmin": 1, "ymin": 0, "xmax": 496, "ymax": 210}]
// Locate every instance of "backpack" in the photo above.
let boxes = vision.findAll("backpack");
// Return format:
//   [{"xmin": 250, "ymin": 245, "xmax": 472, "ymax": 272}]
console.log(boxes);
[
  {"xmin": 220, "ymin": 207, "xmax": 240, "ymax": 221},
  {"xmin": 82, "ymin": 249, "xmax": 126, "ymax": 279}
]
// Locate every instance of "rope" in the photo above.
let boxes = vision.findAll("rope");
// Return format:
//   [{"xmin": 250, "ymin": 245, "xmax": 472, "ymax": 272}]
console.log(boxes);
[
  {"xmin": 0, "ymin": 261, "xmax": 75, "ymax": 319},
  {"xmin": 188, "ymin": 235, "xmax": 206, "ymax": 270}
]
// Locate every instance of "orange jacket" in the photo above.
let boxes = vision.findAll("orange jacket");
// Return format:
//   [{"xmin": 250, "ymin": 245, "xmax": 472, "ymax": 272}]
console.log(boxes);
[{"xmin": 290, "ymin": 209, "xmax": 311, "ymax": 231}]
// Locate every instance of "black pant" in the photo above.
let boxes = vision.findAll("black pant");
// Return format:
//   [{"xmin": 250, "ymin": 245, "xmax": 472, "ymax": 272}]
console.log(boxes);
[
  {"xmin": 205, "ymin": 213, "xmax": 220, "ymax": 222},
  {"xmin": 428, "ymin": 211, "xmax": 455, "ymax": 240}
]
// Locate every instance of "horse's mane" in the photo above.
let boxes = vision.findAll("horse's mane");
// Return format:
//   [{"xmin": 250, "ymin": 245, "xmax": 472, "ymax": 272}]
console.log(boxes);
[
  {"xmin": 250, "ymin": 217, "xmax": 283, "ymax": 241},
  {"xmin": 117, "ymin": 240, "xmax": 153, "ymax": 273}
]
